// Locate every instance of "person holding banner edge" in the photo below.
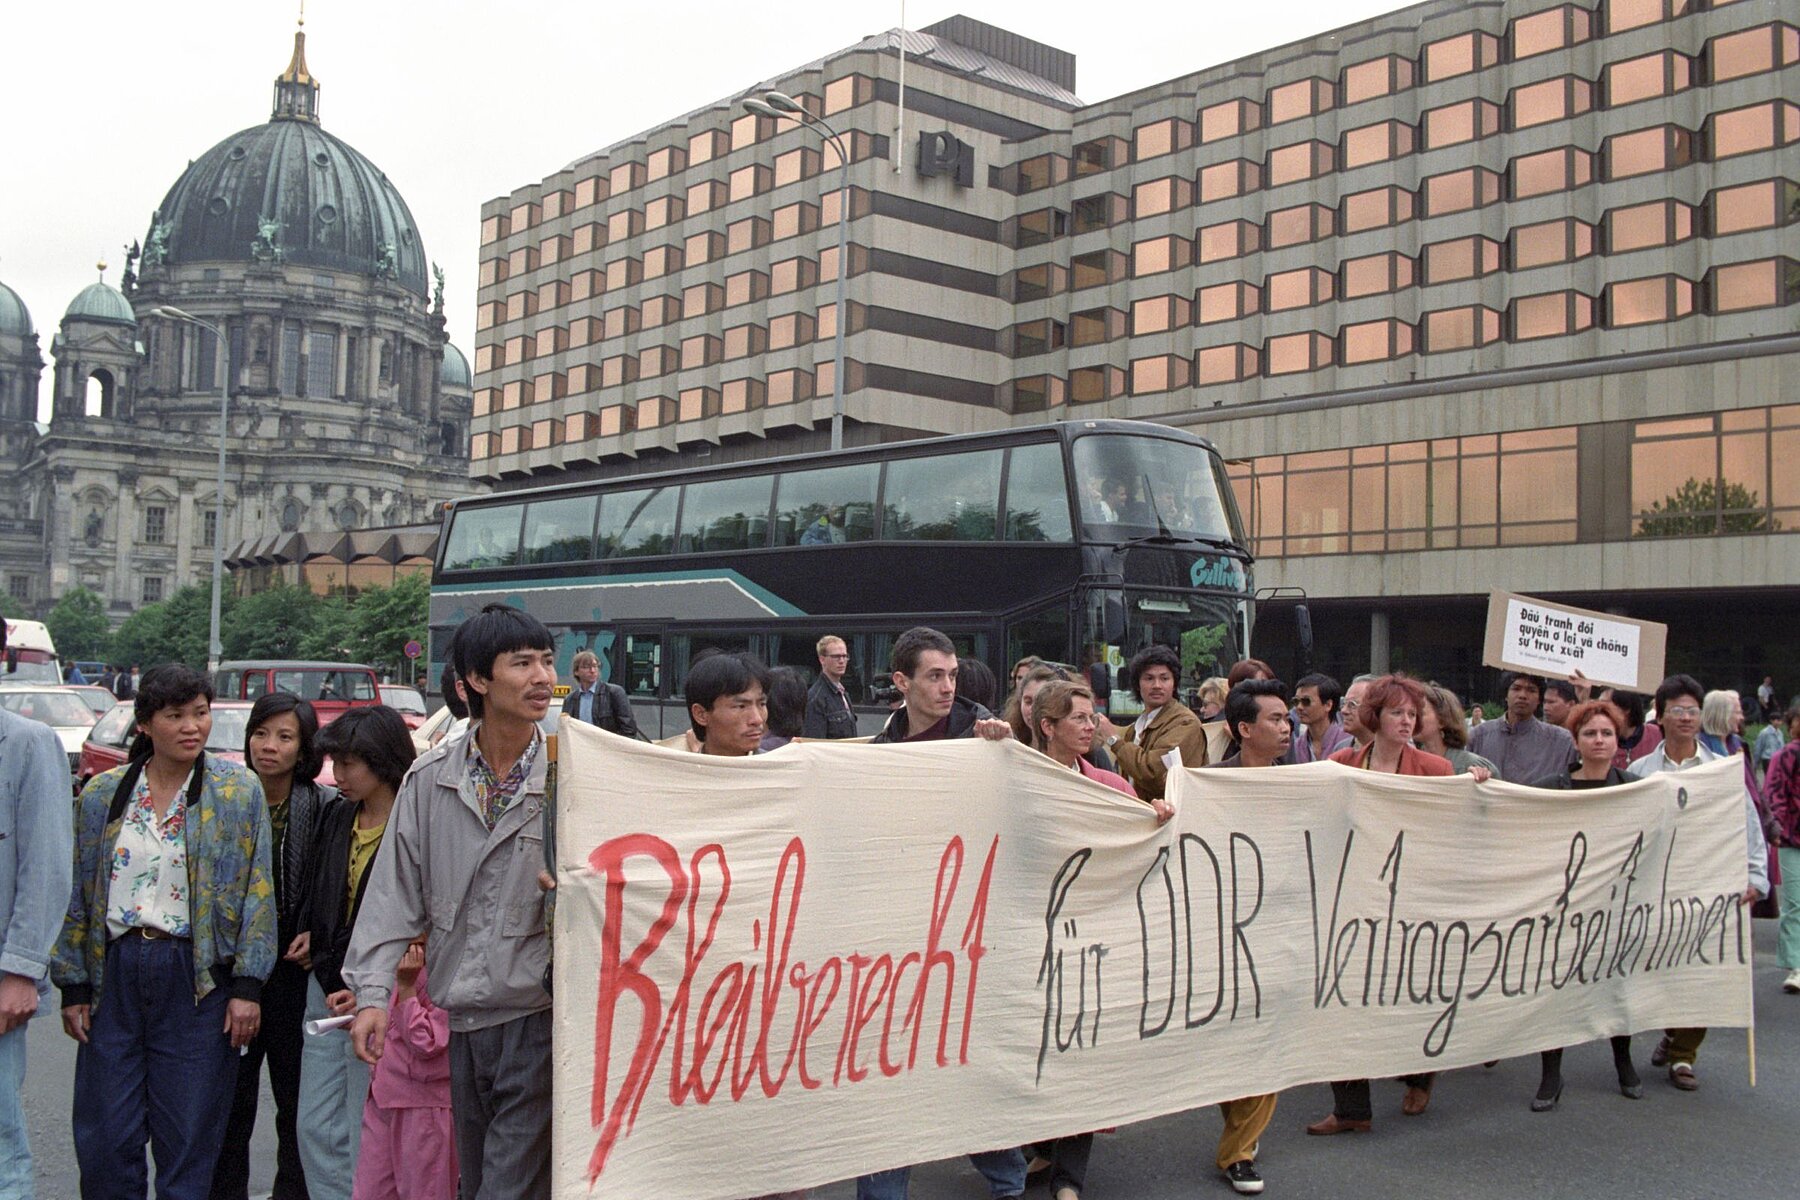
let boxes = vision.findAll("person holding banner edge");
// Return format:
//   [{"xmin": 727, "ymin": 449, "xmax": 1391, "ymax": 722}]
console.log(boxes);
[
  {"xmin": 342, "ymin": 604, "xmax": 557, "ymax": 1200},
  {"xmin": 1527, "ymin": 699, "xmax": 1643, "ymax": 1109},
  {"xmin": 1311, "ymin": 675, "xmax": 1453, "ymax": 1133}
]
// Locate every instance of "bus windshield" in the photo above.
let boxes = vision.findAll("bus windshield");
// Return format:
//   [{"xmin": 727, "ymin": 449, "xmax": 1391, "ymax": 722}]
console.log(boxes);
[
  {"xmin": 1071, "ymin": 433, "xmax": 1243, "ymax": 545},
  {"xmin": 1085, "ymin": 588, "xmax": 1244, "ymax": 718}
]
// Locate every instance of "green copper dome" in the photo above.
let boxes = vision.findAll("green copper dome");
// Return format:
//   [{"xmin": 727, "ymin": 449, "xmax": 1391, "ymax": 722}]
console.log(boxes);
[
  {"xmin": 440, "ymin": 343, "xmax": 471, "ymax": 390},
  {"xmin": 144, "ymin": 33, "xmax": 428, "ymax": 298},
  {"xmin": 63, "ymin": 281, "xmax": 136, "ymax": 328},
  {"xmin": 0, "ymin": 281, "xmax": 30, "ymax": 337}
]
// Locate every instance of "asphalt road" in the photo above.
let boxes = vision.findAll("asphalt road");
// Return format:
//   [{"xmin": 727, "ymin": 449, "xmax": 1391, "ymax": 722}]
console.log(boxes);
[{"xmin": 22, "ymin": 922, "xmax": 1795, "ymax": 1199}]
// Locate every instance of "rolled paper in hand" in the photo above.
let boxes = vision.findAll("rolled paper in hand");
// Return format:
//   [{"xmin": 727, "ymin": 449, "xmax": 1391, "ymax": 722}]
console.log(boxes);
[{"xmin": 304, "ymin": 1014, "xmax": 355, "ymax": 1036}]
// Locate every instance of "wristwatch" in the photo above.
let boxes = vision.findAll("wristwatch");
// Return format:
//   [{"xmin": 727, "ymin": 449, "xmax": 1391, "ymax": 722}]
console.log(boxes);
[{"xmin": 1106, "ymin": 734, "xmax": 1120, "ymax": 747}]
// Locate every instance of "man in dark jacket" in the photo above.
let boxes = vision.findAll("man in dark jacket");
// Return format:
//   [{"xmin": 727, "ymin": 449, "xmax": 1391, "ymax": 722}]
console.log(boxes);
[
  {"xmin": 803, "ymin": 635, "xmax": 858, "ymax": 739},
  {"xmin": 561, "ymin": 649, "xmax": 640, "ymax": 739},
  {"xmin": 859, "ymin": 626, "xmax": 1021, "ymax": 1200}
]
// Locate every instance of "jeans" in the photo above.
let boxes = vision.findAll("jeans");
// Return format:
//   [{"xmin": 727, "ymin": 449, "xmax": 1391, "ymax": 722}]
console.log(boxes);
[
  {"xmin": 72, "ymin": 935, "xmax": 238, "ymax": 1200},
  {"xmin": 856, "ymin": 1148, "xmax": 1026, "ymax": 1199},
  {"xmin": 1779, "ymin": 847, "xmax": 1800, "ymax": 969},
  {"xmin": 210, "ymin": 959, "xmax": 308, "ymax": 1200},
  {"xmin": 0, "ymin": 1022, "xmax": 30, "ymax": 1199},
  {"xmin": 297, "ymin": 977, "xmax": 369, "ymax": 1200}
]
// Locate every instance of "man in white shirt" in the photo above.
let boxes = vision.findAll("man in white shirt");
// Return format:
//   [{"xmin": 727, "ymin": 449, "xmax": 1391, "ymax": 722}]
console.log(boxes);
[{"xmin": 1628, "ymin": 673, "xmax": 1769, "ymax": 1092}]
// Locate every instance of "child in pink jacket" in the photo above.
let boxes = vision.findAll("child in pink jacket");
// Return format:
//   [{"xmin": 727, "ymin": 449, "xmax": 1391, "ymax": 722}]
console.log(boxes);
[{"xmin": 351, "ymin": 938, "xmax": 457, "ymax": 1200}]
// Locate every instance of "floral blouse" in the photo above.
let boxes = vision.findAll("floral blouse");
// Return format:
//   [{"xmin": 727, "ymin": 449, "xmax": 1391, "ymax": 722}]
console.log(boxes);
[{"xmin": 105, "ymin": 769, "xmax": 194, "ymax": 939}]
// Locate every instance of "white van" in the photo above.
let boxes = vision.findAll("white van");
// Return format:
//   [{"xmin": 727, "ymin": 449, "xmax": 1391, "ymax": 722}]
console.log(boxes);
[{"xmin": 2, "ymin": 619, "xmax": 61, "ymax": 684}]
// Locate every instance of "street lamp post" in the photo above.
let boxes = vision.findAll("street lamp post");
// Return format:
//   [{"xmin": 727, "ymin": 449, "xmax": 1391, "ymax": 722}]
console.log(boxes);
[
  {"xmin": 144, "ymin": 306, "xmax": 228, "ymax": 674},
  {"xmin": 742, "ymin": 91, "xmax": 849, "ymax": 452}
]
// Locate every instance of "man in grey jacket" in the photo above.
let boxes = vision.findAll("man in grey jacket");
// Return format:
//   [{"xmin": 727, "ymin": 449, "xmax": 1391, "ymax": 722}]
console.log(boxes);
[
  {"xmin": 0, "ymin": 617, "xmax": 75, "ymax": 1196},
  {"xmin": 1469, "ymin": 672, "xmax": 1575, "ymax": 782},
  {"xmin": 343, "ymin": 604, "xmax": 557, "ymax": 1200}
]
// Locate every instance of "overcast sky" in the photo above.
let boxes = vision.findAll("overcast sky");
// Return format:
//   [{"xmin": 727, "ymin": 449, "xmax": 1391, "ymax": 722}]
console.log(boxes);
[{"xmin": 2, "ymin": 0, "xmax": 1401, "ymax": 419}]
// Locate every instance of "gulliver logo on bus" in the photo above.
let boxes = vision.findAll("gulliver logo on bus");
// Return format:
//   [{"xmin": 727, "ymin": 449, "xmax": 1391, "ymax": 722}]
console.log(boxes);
[{"xmin": 1189, "ymin": 556, "xmax": 1244, "ymax": 589}]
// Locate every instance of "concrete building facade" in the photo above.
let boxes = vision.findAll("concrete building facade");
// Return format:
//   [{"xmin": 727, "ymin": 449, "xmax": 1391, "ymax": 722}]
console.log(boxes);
[{"xmin": 474, "ymin": 0, "xmax": 1799, "ymax": 696}]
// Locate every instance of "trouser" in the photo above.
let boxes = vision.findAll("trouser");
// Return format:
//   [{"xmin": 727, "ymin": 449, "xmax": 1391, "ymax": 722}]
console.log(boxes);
[
  {"xmin": 1778, "ymin": 847, "xmax": 1800, "ymax": 968},
  {"xmin": 1033, "ymin": 1134, "xmax": 1092, "ymax": 1192},
  {"xmin": 1329, "ymin": 1073, "xmax": 1431, "ymax": 1121},
  {"xmin": 1663, "ymin": 1026, "xmax": 1707, "ymax": 1066},
  {"xmin": 856, "ymin": 1148, "xmax": 1027, "ymax": 1199},
  {"xmin": 72, "ymin": 934, "xmax": 238, "ymax": 1200},
  {"xmin": 0, "ymin": 1020, "xmax": 31, "ymax": 1199},
  {"xmin": 448, "ymin": 1010, "xmax": 552, "ymax": 1200},
  {"xmin": 298, "ymin": 977, "xmax": 371, "ymax": 1200},
  {"xmin": 352, "ymin": 1104, "xmax": 458, "ymax": 1200},
  {"xmin": 211, "ymin": 958, "xmax": 309, "ymax": 1200},
  {"xmin": 1216, "ymin": 1094, "xmax": 1276, "ymax": 1169}
]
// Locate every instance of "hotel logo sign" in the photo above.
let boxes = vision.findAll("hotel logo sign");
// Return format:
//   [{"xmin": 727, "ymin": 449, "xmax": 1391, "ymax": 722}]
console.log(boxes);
[{"xmin": 917, "ymin": 130, "xmax": 975, "ymax": 188}]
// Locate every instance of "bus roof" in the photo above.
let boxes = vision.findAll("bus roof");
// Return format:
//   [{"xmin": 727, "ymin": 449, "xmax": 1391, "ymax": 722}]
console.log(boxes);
[
  {"xmin": 444, "ymin": 418, "xmax": 1221, "ymax": 513},
  {"xmin": 2, "ymin": 620, "xmax": 53, "ymax": 653}
]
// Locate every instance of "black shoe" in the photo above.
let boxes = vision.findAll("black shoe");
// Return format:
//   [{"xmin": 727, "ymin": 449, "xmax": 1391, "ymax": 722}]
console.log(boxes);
[
  {"xmin": 1225, "ymin": 1160, "xmax": 1265, "ymax": 1195},
  {"xmin": 1530, "ymin": 1081, "xmax": 1563, "ymax": 1113},
  {"xmin": 1617, "ymin": 1060, "xmax": 1643, "ymax": 1099}
]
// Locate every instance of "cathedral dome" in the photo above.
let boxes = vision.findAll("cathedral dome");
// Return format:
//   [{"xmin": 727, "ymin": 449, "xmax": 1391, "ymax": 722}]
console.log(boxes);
[
  {"xmin": 440, "ymin": 343, "xmax": 471, "ymax": 390},
  {"xmin": 145, "ymin": 31, "xmax": 429, "ymax": 298},
  {"xmin": 63, "ymin": 280, "xmax": 135, "ymax": 328},
  {"xmin": 0, "ymin": 280, "xmax": 30, "ymax": 337}
]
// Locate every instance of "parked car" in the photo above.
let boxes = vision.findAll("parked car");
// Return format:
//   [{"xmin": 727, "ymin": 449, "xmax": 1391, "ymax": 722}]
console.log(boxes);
[
  {"xmin": 68, "ymin": 685, "xmax": 119, "ymax": 715},
  {"xmin": 410, "ymin": 703, "xmax": 559, "ymax": 754},
  {"xmin": 380, "ymin": 685, "xmax": 428, "ymax": 729},
  {"xmin": 79, "ymin": 699, "xmax": 337, "ymax": 791},
  {"xmin": 0, "ymin": 684, "xmax": 99, "ymax": 789},
  {"xmin": 213, "ymin": 661, "xmax": 381, "ymax": 725}
]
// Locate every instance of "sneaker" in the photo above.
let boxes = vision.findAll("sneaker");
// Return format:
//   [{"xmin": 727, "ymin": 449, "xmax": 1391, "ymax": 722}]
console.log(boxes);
[
  {"xmin": 1225, "ymin": 1160, "xmax": 1265, "ymax": 1195},
  {"xmin": 1784, "ymin": 969, "xmax": 1800, "ymax": 995}
]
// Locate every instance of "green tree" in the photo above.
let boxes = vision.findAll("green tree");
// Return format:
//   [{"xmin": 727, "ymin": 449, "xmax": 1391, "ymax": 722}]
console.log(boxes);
[
  {"xmin": 1636, "ymin": 477, "xmax": 1778, "ymax": 538},
  {"xmin": 44, "ymin": 587, "xmax": 111, "ymax": 662},
  {"xmin": 298, "ymin": 591, "xmax": 359, "ymax": 664},
  {"xmin": 111, "ymin": 584, "xmax": 233, "ymax": 669},
  {"xmin": 222, "ymin": 585, "xmax": 322, "ymax": 659},
  {"xmin": 347, "ymin": 573, "xmax": 429, "ymax": 679},
  {"xmin": 1180, "ymin": 622, "xmax": 1231, "ymax": 684}
]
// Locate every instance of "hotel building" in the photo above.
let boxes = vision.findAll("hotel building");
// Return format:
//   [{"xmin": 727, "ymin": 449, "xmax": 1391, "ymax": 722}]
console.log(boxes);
[{"xmin": 472, "ymin": 0, "xmax": 1799, "ymax": 692}]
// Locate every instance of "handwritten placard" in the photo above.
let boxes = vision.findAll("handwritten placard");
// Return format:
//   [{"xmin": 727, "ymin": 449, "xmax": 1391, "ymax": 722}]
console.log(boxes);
[
  {"xmin": 1482, "ymin": 589, "xmax": 1667, "ymax": 692},
  {"xmin": 551, "ymin": 724, "xmax": 1748, "ymax": 1200}
]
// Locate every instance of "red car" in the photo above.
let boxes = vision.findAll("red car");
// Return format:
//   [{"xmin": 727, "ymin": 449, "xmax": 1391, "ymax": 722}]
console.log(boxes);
[
  {"xmin": 213, "ymin": 661, "xmax": 382, "ymax": 725},
  {"xmin": 79, "ymin": 700, "xmax": 336, "ymax": 790},
  {"xmin": 379, "ymin": 684, "xmax": 428, "ymax": 729}
]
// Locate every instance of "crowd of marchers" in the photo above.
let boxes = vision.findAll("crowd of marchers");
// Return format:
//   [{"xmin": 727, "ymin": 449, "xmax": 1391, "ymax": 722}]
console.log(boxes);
[{"xmin": 0, "ymin": 607, "xmax": 1793, "ymax": 1200}]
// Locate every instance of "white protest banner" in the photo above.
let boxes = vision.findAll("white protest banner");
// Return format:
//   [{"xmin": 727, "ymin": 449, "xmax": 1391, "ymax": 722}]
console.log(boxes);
[
  {"xmin": 551, "ymin": 722, "xmax": 1751, "ymax": 1200},
  {"xmin": 1481, "ymin": 589, "xmax": 1668, "ymax": 692}
]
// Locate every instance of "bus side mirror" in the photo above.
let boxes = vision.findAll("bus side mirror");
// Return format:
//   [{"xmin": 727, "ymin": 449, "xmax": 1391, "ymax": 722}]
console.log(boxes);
[
  {"xmin": 1295, "ymin": 603, "xmax": 1314, "ymax": 677},
  {"xmin": 1088, "ymin": 662, "xmax": 1112, "ymax": 704}
]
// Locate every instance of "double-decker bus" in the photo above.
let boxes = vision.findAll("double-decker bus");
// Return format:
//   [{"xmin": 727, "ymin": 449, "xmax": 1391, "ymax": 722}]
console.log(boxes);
[{"xmin": 430, "ymin": 419, "xmax": 1255, "ymax": 737}]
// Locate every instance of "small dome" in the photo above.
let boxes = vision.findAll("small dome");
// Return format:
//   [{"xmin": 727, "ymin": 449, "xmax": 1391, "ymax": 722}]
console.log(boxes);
[
  {"xmin": 64, "ymin": 281, "xmax": 136, "ymax": 328},
  {"xmin": 0, "ymin": 280, "xmax": 31, "ymax": 337},
  {"xmin": 440, "ymin": 343, "xmax": 471, "ymax": 390}
]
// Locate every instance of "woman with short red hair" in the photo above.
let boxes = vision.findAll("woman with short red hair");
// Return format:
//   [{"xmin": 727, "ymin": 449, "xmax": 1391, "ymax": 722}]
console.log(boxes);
[{"xmin": 1308, "ymin": 675, "xmax": 1451, "ymax": 1136}]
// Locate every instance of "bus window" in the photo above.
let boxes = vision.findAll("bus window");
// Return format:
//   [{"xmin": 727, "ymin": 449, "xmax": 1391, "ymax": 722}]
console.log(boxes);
[
  {"xmin": 598, "ymin": 486, "xmax": 677, "ymax": 558},
  {"xmin": 1002, "ymin": 442, "xmax": 1074, "ymax": 541},
  {"xmin": 882, "ymin": 449, "xmax": 1002, "ymax": 540},
  {"xmin": 521, "ymin": 494, "xmax": 598, "ymax": 564},
  {"xmin": 443, "ymin": 505, "xmax": 524, "ymax": 570},
  {"xmin": 678, "ymin": 476, "xmax": 773, "ymax": 552},
  {"xmin": 773, "ymin": 462, "xmax": 879, "ymax": 546},
  {"xmin": 1005, "ymin": 600, "xmax": 1070, "ymax": 675},
  {"xmin": 1071, "ymin": 434, "xmax": 1240, "ymax": 543},
  {"xmin": 623, "ymin": 633, "xmax": 662, "ymax": 698}
]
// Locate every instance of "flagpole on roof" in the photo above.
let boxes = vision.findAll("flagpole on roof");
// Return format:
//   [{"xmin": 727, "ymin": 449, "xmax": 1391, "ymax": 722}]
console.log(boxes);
[{"xmin": 893, "ymin": 0, "xmax": 906, "ymax": 173}]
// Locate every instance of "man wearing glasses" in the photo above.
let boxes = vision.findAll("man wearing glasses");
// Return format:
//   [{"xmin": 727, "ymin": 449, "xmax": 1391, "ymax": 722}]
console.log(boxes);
[
  {"xmin": 1337, "ymin": 675, "xmax": 1377, "ymax": 748},
  {"xmin": 1288, "ymin": 672, "xmax": 1353, "ymax": 764},
  {"xmin": 1628, "ymin": 673, "xmax": 1769, "ymax": 1093},
  {"xmin": 803, "ymin": 635, "xmax": 859, "ymax": 739}
]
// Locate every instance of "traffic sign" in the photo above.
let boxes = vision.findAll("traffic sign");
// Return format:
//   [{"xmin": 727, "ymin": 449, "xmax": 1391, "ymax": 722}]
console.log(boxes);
[{"xmin": 403, "ymin": 639, "xmax": 423, "ymax": 659}]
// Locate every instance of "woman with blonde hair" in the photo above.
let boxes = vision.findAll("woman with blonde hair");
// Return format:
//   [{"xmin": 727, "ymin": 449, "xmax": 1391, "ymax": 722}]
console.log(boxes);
[
  {"xmin": 1195, "ymin": 677, "xmax": 1230, "ymax": 721},
  {"xmin": 1416, "ymin": 683, "xmax": 1495, "ymax": 780}
]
